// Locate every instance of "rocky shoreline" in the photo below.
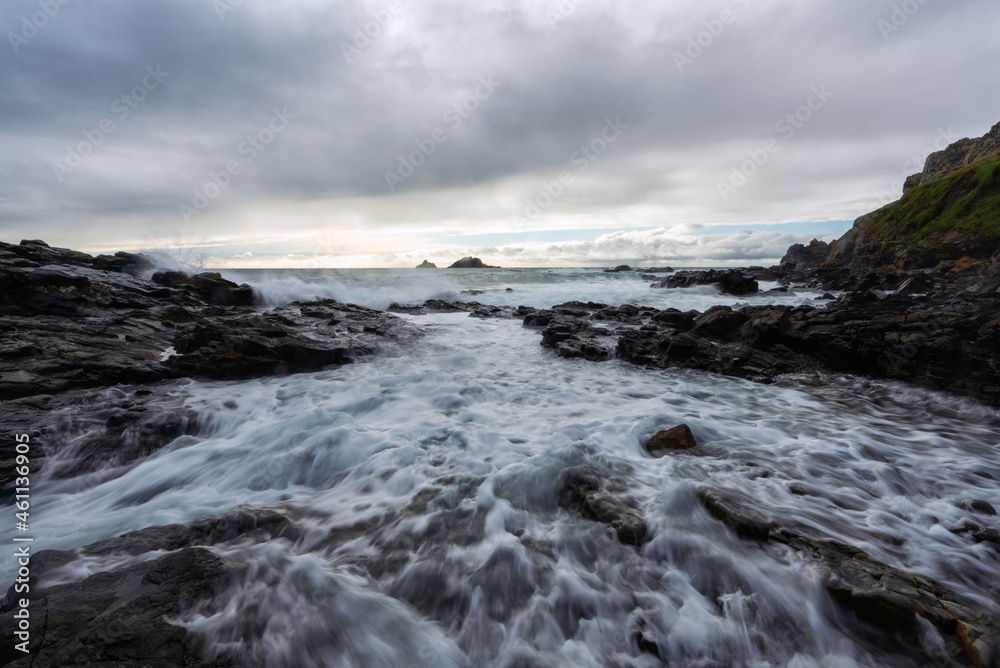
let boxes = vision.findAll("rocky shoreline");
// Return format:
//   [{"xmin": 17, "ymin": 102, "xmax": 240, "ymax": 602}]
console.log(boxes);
[{"xmin": 2, "ymin": 235, "xmax": 1000, "ymax": 666}]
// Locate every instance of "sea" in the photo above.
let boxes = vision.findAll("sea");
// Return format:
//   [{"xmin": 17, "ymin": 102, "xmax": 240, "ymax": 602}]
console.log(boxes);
[{"xmin": 7, "ymin": 267, "xmax": 1000, "ymax": 667}]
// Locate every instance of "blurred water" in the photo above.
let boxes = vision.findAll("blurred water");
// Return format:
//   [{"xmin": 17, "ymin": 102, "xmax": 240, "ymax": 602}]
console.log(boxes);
[{"xmin": 7, "ymin": 271, "xmax": 1000, "ymax": 667}]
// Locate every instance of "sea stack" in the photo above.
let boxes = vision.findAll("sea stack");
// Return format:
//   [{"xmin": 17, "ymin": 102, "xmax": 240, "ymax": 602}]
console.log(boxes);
[{"xmin": 448, "ymin": 257, "xmax": 500, "ymax": 268}]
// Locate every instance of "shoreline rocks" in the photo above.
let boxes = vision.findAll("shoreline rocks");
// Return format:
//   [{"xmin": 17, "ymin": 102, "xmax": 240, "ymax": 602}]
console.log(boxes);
[
  {"xmin": 0, "ymin": 240, "xmax": 420, "ymax": 401},
  {"xmin": 522, "ymin": 288, "xmax": 1000, "ymax": 406}
]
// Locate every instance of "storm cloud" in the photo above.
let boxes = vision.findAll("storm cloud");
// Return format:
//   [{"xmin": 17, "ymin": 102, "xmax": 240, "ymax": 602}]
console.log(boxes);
[{"xmin": 1, "ymin": 0, "xmax": 998, "ymax": 265}]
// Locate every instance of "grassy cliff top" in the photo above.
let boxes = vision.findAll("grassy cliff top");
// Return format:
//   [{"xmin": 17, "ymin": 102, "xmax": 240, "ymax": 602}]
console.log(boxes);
[{"xmin": 868, "ymin": 153, "xmax": 1000, "ymax": 244}]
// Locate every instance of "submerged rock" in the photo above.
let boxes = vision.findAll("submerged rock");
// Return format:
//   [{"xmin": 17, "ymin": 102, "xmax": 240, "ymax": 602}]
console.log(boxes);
[
  {"xmin": 698, "ymin": 488, "xmax": 1000, "ymax": 666},
  {"xmin": 0, "ymin": 507, "xmax": 300, "ymax": 666},
  {"xmin": 558, "ymin": 467, "xmax": 647, "ymax": 546}
]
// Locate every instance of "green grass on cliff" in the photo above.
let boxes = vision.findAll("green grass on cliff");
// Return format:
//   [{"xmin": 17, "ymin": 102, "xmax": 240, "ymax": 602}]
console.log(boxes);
[{"xmin": 869, "ymin": 155, "xmax": 1000, "ymax": 244}]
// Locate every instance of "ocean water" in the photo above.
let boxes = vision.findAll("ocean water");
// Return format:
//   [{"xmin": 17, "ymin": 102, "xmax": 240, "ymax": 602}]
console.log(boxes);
[{"xmin": 8, "ymin": 269, "xmax": 1000, "ymax": 667}]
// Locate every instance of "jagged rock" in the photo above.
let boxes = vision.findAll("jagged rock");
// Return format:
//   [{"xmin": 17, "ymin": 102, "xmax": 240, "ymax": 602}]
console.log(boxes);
[
  {"xmin": 656, "ymin": 269, "xmax": 759, "ymax": 295},
  {"xmin": 415, "ymin": 260, "xmax": 437, "ymax": 268},
  {"xmin": 904, "ymin": 121, "xmax": 1000, "ymax": 193},
  {"xmin": 448, "ymin": 257, "xmax": 499, "ymax": 269},
  {"xmin": 698, "ymin": 489, "xmax": 1000, "ymax": 666},
  {"xmin": 92, "ymin": 251, "xmax": 155, "ymax": 276},
  {"xmin": 0, "ymin": 547, "xmax": 234, "ymax": 667},
  {"xmin": 780, "ymin": 239, "xmax": 831, "ymax": 271},
  {"xmin": 644, "ymin": 424, "xmax": 697, "ymax": 455},
  {"xmin": 896, "ymin": 273, "xmax": 936, "ymax": 295},
  {"xmin": 0, "ymin": 507, "xmax": 300, "ymax": 667},
  {"xmin": 0, "ymin": 242, "xmax": 420, "ymax": 402},
  {"xmin": 699, "ymin": 490, "xmax": 772, "ymax": 541}
]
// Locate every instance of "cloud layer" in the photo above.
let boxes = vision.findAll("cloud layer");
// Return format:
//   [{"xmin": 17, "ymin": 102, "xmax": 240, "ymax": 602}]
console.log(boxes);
[{"xmin": 2, "ymin": 0, "xmax": 998, "ymax": 263}]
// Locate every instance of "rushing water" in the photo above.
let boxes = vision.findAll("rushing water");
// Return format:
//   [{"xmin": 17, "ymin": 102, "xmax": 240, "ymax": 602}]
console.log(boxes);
[{"xmin": 7, "ymin": 268, "xmax": 1000, "ymax": 667}]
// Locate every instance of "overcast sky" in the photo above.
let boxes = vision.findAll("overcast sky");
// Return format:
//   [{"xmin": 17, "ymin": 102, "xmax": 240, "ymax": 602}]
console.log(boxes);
[{"xmin": 1, "ymin": 0, "xmax": 998, "ymax": 267}]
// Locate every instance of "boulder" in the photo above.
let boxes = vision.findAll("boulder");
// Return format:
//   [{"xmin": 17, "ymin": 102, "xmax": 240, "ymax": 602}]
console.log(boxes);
[{"xmin": 644, "ymin": 424, "xmax": 697, "ymax": 455}]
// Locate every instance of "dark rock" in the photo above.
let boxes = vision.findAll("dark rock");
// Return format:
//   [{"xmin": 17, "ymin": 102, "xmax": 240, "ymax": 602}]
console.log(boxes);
[
  {"xmin": 604, "ymin": 265, "xmax": 632, "ymax": 273},
  {"xmin": 0, "ymin": 547, "xmax": 234, "ymax": 667},
  {"xmin": 644, "ymin": 424, "xmax": 697, "ymax": 455},
  {"xmin": 449, "ymin": 256, "xmax": 499, "ymax": 269},
  {"xmin": 415, "ymin": 259, "xmax": 437, "ymax": 268},
  {"xmin": 559, "ymin": 467, "xmax": 647, "ymax": 546},
  {"xmin": 896, "ymin": 273, "xmax": 936, "ymax": 295},
  {"xmin": 0, "ymin": 506, "xmax": 301, "ymax": 667},
  {"xmin": 656, "ymin": 269, "xmax": 759, "ymax": 295},
  {"xmin": 697, "ymin": 491, "xmax": 1000, "ymax": 665},
  {"xmin": 92, "ymin": 251, "xmax": 155, "ymax": 276},
  {"xmin": 780, "ymin": 239, "xmax": 831, "ymax": 271},
  {"xmin": 960, "ymin": 499, "xmax": 998, "ymax": 516},
  {"xmin": 974, "ymin": 528, "xmax": 1000, "ymax": 545},
  {"xmin": 0, "ymin": 241, "xmax": 421, "ymax": 403},
  {"xmin": 699, "ymin": 490, "xmax": 772, "ymax": 541}
]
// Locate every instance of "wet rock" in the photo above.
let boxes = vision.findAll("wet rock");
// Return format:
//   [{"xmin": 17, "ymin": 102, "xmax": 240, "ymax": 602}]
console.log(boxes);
[
  {"xmin": 0, "ymin": 506, "xmax": 299, "ymax": 667},
  {"xmin": 528, "ymin": 288, "xmax": 1000, "ymax": 406},
  {"xmin": 974, "ymin": 528, "xmax": 1000, "ymax": 545},
  {"xmin": 699, "ymin": 490, "xmax": 772, "ymax": 541},
  {"xmin": 656, "ymin": 269, "xmax": 759, "ymax": 295},
  {"xmin": 0, "ymin": 241, "xmax": 421, "ymax": 415},
  {"xmin": 896, "ymin": 273, "xmax": 936, "ymax": 295},
  {"xmin": 559, "ymin": 467, "xmax": 647, "ymax": 546},
  {"xmin": 644, "ymin": 424, "xmax": 697, "ymax": 455},
  {"xmin": 92, "ymin": 251, "xmax": 154, "ymax": 276},
  {"xmin": 696, "ymin": 490, "xmax": 1000, "ymax": 666},
  {"xmin": 959, "ymin": 499, "xmax": 998, "ymax": 516},
  {"xmin": 604, "ymin": 265, "xmax": 632, "ymax": 273},
  {"xmin": 0, "ymin": 547, "xmax": 235, "ymax": 667}
]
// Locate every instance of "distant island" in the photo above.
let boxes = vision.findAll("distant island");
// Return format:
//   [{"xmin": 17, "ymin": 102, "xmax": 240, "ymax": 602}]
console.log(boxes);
[
  {"xmin": 415, "ymin": 260, "xmax": 437, "ymax": 269},
  {"xmin": 448, "ymin": 256, "xmax": 500, "ymax": 268}
]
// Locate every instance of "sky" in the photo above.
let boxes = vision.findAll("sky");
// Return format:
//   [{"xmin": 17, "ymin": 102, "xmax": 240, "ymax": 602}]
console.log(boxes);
[{"xmin": 1, "ymin": 0, "xmax": 998, "ymax": 267}]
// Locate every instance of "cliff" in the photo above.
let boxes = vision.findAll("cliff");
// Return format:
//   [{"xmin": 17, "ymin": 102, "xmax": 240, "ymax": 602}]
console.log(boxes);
[
  {"xmin": 785, "ymin": 122, "xmax": 1000, "ymax": 272},
  {"xmin": 903, "ymin": 121, "xmax": 1000, "ymax": 193}
]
